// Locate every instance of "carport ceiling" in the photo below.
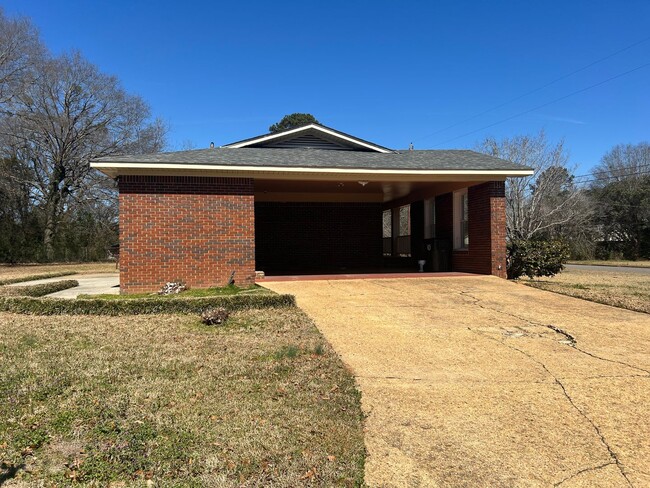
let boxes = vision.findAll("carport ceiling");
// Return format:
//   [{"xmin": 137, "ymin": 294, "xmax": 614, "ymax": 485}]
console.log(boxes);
[{"xmin": 254, "ymin": 179, "xmax": 476, "ymax": 202}]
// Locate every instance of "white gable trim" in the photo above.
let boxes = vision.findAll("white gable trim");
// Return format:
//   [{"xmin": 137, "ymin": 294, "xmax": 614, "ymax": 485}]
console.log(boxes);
[{"xmin": 223, "ymin": 124, "xmax": 393, "ymax": 153}]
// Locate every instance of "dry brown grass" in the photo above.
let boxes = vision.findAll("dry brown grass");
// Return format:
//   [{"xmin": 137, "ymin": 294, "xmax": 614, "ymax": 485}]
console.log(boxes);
[
  {"xmin": 523, "ymin": 267, "xmax": 650, "ymax": 313},
  {"xmin": 567, "ymin": 260, "xmax": 650, "ymax": 268},
  {"xmin": 0, "ymin": 263, "xmax": 116, "ymax": 282},
  {"xmin": 0, "ymin": 309, "xmax": 365, "ymax": 486}
]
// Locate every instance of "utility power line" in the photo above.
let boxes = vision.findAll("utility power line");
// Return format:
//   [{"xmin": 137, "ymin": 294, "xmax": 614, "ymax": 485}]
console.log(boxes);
[
  {"xmin": 414, "ymin": 35, "xmax": 650, "ymax": 144},
  {"xmin": 429, "ymin": 61, "xmax": 650, "ymax": 148},
  {"xmin": 573, "ymin": 170, "xmax": 650, "ymax": 187},
  {"xmin": 572, "ymin": 163, "xmax": 650, "ymax": 181}
]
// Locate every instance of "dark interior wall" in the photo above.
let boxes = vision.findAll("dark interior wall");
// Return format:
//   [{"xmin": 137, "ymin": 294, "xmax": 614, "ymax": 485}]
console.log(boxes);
[
  {"xmin": 255, "ymin": 202, "xmax": 383, "ymax": 274},
  {"xmin": 435, "ymin": 193, "xmax": 453, "ymax": 241},
  {"xmin": 410, "ymin": 200, "xmax": 425, "ymax": 260}
]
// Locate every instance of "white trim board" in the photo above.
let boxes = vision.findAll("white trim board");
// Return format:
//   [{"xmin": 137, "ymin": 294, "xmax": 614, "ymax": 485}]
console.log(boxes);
[
  {"xmin": 222, "ymin": 124, "xmax": 394, "ymax": 153},
  {"xmin": 90, "ymin": 161, "xmax": 534, "ymax": 180}
]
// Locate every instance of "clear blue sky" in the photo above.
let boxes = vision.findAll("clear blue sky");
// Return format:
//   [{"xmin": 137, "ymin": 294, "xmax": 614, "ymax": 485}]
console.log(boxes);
[{"xmin": 4, "ymin": 0, "xmax": 650, "ymax": 173}]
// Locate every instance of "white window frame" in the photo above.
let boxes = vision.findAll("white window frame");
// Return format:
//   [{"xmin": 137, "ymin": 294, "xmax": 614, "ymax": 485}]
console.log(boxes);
[{"xmin": 453, "ymin": 189, "xmax": 469, "ymax": 250}]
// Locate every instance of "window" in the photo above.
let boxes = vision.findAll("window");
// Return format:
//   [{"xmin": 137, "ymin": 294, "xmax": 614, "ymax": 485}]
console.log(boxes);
[
  {"xmin": 424, "ymin": 198, "xmax": 436, "ymax": 239},
  {"xmin": 398, "ymin": 205, "xmax": 410, "ymax": 237},
  {"xmin": 382, "ymin": 209, "xmax": 392, "ymax": 256},
  {"xmin": 454, "ymin": 189, "xmax": 469, "ymax": 249},
  {"xmin": 396, "ymin": 205, "xmax": 411, "ymax": 256}
]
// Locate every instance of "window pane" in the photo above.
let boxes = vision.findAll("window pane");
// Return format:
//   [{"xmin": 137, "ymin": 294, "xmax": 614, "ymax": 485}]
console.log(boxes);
[
  {"xmin": 462, "ymin": 194, "xmax": 468, "ymax": 221},
  {"xmin": 462, "ymin": 221, "xmax": 469, "ymax": 248},
  {"xmin": 454, "ymin": 189, "xmax": 469, "ymax": 250},
  {"xmin": 424, "ymin": 199, "xmax": 436, "ymax": 239},
  {"xmin": 399, "ymin": 205, "xmax": 410, "ymax": 237},
  {"xmin": 382, "ymin": 209, "xmax": 392, "ymax": 238}
]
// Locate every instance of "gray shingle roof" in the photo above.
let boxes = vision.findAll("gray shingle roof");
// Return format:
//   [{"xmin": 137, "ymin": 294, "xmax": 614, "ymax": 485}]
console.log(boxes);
[{"xmin": 93, "ymin": 148, "xmax": 531, "ymax": 172}]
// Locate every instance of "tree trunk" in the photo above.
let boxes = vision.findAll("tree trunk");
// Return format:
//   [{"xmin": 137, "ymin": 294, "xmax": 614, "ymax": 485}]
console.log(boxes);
[
  {"xmin": 43, "ymin": 176, "xmax": 63, "ymax": 261},
  {"xmin": 43, "ymin": 212, "xmax": 55, "ymax": 261}
]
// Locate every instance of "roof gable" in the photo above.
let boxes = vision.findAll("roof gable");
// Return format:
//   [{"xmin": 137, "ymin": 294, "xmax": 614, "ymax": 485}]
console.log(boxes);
[{"xmin": 222, "ymin": 123, "xmax": 394, "ymax": 153}]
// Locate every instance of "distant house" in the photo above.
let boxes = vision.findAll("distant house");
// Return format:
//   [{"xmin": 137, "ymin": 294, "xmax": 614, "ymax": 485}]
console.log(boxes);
[{"xmin": 91, "ymin": 124, "xmax": 532, "ymax": 293}]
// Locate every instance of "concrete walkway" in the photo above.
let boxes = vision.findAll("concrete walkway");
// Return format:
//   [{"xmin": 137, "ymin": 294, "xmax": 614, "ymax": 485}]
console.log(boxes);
[
  {"xmin": 264, "ymin": 276, "xmax": 650, "ymax": 487},
  {"xmin": 8, "ymin": 273, "xmax": 119, "ymax": 298}
]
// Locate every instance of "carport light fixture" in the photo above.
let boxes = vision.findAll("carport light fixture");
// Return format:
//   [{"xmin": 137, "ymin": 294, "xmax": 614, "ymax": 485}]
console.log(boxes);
[{"xmin": 358, "ymin": 180, "xmax": 369, "ymax": 187}]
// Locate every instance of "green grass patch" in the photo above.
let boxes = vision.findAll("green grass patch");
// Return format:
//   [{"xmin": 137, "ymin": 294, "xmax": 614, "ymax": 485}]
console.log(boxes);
[
  {"xmin": 0, "ymin": 309, "xmax": 366, "ymax": 485},
  {"xmin": 78, "ymin": 284, "xmax": 269, "ymax": 300},
  {"xmin": 273, "ymin": 345, "xmax": 301, "ymax": 360}
]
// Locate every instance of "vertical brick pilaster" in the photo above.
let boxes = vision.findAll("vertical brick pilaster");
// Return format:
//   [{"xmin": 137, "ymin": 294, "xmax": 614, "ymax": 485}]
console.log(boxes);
[
  {"xmin": 489, "ymin": 183, "xmax": 507, "ymax": 278},
  {"xmin": 440, "ymin": 181, "xmax": 507, "ymax": 278},
  {"xmin": 118, "ymin": 176, "xmax": 255, "ymax": 293}
]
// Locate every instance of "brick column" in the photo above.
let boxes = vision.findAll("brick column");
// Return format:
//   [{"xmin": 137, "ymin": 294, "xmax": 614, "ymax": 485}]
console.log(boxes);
[
  {"xmin": 488, "ymin": 182, "xmax": 507, "ymax": 278},
  {"xmin": 118, "ymin": 176, "xmax": 255, "ymax": 293},
  {"xmin": 437, "ymin": 181, "xmax": 507, "ymax": 277}
]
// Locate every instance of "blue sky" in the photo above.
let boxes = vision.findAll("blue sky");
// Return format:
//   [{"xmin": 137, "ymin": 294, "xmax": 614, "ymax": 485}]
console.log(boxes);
[{"xmin": 3, "ymin": 0, "xmax": 649, "ymax": 173}]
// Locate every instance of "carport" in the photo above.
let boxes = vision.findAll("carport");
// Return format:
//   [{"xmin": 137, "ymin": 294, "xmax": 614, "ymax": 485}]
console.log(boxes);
[
  {"xmin": 91, "ymin": 123, "xmax": 533, "ymax": 293},
  {"xmin": 253, "ymin": 176, "xmax": 489, "ymax": 276}
]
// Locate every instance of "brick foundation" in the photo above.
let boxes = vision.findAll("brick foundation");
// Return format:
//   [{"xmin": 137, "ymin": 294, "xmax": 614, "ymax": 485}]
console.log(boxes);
[
  {"xmin": 118, "ymin": 176, "xmax": 255, "ymax": 293},
  {"xmin": 436, "ymin": 181, "xmax": 507, "ymax": 278}
]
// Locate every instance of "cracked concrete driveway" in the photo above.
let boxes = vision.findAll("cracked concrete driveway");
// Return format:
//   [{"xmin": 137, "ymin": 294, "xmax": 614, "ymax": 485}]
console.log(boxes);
[{"xmin": 263, "ymin": 276, "xmax": 650, "ymax": 487}]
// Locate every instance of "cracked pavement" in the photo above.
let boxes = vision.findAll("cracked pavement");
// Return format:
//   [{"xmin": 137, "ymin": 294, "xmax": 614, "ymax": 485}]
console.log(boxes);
[{"xmin": 263, "ymin": 276, "xmax": 650, "ymax": 487}]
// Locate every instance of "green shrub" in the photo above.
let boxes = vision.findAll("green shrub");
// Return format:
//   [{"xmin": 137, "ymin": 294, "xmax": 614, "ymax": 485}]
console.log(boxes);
[
  {"xmin": 0, "ymin": 271, "xmax": 76, "ymax": 286},
  {"xmin": 0, "ymin": 293, "xmax": 296, "ymax": 315},
  {"xmin": 2, "ymin": 280, "xmax": 79, "ymax": 297},
  {"xmin": 507, "ymin": 239, "xmax": 570, "ymax": 279}
]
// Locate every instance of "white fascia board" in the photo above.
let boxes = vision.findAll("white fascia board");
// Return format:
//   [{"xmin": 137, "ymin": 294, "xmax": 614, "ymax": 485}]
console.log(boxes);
[
  {"xmin": 90, "ymin": 161, "xmax": 534, "ymax": 179},
  {"xmin": 223, "ymin": 124, "xmax": 393, "ymax": 153}
]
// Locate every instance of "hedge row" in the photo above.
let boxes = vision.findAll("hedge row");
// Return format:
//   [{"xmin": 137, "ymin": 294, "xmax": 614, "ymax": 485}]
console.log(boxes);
[
  {"xmin": 3, "ymin": 280, "xmax": 79, "ymax": 297},
  {"xmin": 0, "ymin": 293, "xmax": 296, "ymax": 315},
  {"xmin": 0, "ymin": 271, "xmax": 77, "ymax": 286}
]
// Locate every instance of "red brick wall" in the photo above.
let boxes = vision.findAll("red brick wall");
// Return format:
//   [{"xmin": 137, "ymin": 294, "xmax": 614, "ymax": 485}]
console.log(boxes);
[
  {"xmin": 118, "ymin": 176, "xmax": 255, "ymax": 293},
  {"xmin": 436, "ymin": 181, "xmax": 507, "ymax": 277},
  {"xmin": 255, "ymin": 202, "xmax": 383, "ymax": 275}
]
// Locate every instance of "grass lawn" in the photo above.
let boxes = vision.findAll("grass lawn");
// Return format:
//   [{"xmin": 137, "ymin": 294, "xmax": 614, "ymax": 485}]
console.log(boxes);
[
  {"xmin": 0, "ymin": 263, "xmax": 116, "ymax": 283},
  {"xmin": 567, "ymin": 259, "xmax": 650, "ymax": 268},
  {"xmin": 522, "ymin": 267, "xmax": 650, "ymax": 314},
  {"xmin": 78, "ymin": 285, "xmax": 272, "ymax": 300},
  {"xmin": 0, "ymin": 309, "xmax": 365, "ymax": 486}
]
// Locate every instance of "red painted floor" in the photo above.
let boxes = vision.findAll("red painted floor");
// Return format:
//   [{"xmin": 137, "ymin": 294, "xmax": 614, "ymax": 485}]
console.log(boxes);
[{"xmin": 257, "ymin": 271, "xmax": 477, "ymax": 282}]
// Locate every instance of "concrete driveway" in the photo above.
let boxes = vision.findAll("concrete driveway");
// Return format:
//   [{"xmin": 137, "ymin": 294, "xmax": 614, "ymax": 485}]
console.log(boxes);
[{"xmin": 264, "ymin": 276, "xmax": 650, "ymax": 487}]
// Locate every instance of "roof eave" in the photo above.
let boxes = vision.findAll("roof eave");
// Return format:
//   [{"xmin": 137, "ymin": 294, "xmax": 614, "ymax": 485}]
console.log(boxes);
[{"xmin": 90, "ymin": 161, "xmax": 534, "ymax": 181}]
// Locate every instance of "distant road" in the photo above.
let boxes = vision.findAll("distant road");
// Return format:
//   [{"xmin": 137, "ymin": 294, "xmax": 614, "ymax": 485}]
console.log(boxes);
[{"xmin": 565, "ymin": 264, "xmax": 650, "ymax": 275}]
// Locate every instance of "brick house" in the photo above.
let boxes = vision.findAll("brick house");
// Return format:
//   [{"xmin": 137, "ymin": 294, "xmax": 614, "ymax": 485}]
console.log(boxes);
[{"xmin": 91, "ymin": 124, "xmax": 532, "ymax": 293}]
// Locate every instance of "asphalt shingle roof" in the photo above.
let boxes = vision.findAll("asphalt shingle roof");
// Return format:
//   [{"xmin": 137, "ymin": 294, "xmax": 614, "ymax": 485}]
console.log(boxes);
[{"xmin": 93, "ymin": 148, "xmax": 531, "ymax": 172}]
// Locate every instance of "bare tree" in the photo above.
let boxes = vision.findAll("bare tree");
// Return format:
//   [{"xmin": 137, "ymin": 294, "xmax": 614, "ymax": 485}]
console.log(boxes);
[
  {"xmin": 590, "ymin": 142, "xmax": 650, "ymax": 259},
  {"xmin": 475, "ymin": 130, "xmax": 590, "ymax": 241},
  {"xmin": 0, "ymin": 51, "xmax": 166, "ymax": 259},
  {"xmin": 0, "ymin": 8, "xmax": 44, "ymax": 106}
]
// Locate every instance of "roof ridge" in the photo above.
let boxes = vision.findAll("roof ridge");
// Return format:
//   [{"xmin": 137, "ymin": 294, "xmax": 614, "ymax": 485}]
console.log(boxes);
[{"xmin": 222, "ymin": 123, "xmax": 395, "ymax": 153}]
